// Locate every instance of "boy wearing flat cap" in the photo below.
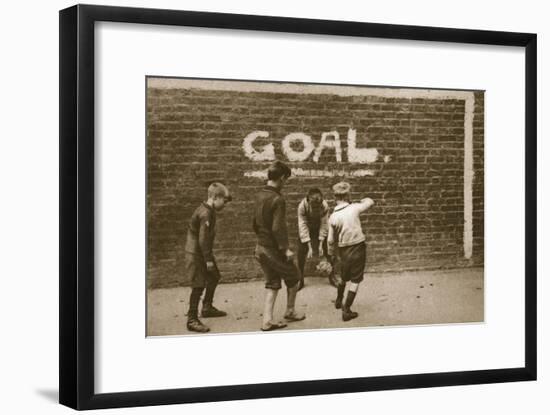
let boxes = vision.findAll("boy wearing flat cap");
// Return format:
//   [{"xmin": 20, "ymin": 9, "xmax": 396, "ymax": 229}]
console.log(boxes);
[
  {"xmin": 185, "ymin": 182, "xmax": 232, "ymax": 333},
  {"xmin": 327, "ymin": 182, "xmax": 374, "ymax": 321}
]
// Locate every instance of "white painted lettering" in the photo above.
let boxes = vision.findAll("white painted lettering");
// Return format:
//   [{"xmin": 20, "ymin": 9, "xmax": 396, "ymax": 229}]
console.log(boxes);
[
  {"xmin": 281, "ymin": 132, "xmax": 315, "ymax": 162},
  {"xmin": 243, "ymin": 131, "xmax": 275, "ymax": 161},
  {"xmin": 313, "ymin": 131, "xmax": 342, "ymax": 163},
  {"xmin": 346, "ymin": 128, "xmax": 379, "ymax": 164}
]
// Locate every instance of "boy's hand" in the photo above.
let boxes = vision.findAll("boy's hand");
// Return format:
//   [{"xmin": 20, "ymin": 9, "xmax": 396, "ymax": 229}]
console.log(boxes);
[
  {"xmin": 284, "ymin": 249, "xmax": 295, "ymax": 262},
  {"xmin": 307, "ymin": 242, "xmax": 313, "ymax": 259},
  {"xmin": 206, "ymin": 261, "xmax": 216, "ymax": 272},
  {"xmin": 318, "ymin": 243, "xmax": 324, "ymax": 257}
]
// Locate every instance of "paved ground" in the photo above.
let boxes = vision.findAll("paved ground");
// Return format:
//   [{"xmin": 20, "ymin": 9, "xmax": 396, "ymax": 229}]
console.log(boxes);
[{"xmin": 147, "ymin": 267, "xmax": 484, "ymax": 336}]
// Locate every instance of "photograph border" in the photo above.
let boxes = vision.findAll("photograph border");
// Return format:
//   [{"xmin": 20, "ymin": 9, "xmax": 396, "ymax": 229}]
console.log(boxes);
[{"xmin": 59, "ymin": 4, "xmax": 537, "ymax": 410}]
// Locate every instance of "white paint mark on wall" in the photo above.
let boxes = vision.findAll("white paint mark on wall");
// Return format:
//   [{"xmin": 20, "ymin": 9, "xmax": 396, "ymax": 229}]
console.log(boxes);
[
  {"xmin": 281, "ymin": 133, "xmax": 315, "ymax": 162},
  {"xmin": 347, "ymin": 128, "xmax": 379, "ymax": 164},
  {"xmin": 243, "ymin": 170, "xmax": 270, "ymax": 179},
  {"xmin": 313, "ymin": 131, "xmax": 342, "ymax": 162},
  {"xmin": 244, "ymin": 168, "xmax": 375, "ymax": 179},
  {"xmin": 242, "ymin": 131, "xmax": 275, "ymax": 161},
  {"xmin": 463, "ymin": 95, "xmax": 475, "ymax": 260}
]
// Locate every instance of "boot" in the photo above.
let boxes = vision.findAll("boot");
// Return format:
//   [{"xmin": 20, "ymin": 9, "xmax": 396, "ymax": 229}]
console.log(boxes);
[
  {"xmin": 342, "ymin": 308, "xmax": 358, "ymax": 322},
  {"xmin": 187, "ymin": 287, "xmax": 208, "ymax": 331},
  {"xmin": 187, "ymin": 318, "xmax": 210, "ymax": 333},
  {"xmin": 201, "ymin": 303, "xmax": 227, "ymax": 318},
  {"xmin": 342, "ymin": 290, "xmax": 358, "ymax": 321}
]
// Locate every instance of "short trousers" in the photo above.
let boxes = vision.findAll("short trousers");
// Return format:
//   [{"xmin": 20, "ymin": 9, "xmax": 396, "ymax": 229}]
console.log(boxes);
[
  {"xmin": 184, "ymin": 253, "xmax": 221, "ymax": 289},
  {"xmin": 339, "ymin": 241, "xmax": 366, "ymax": 283},
  {"xmin": 254, "ymin": 244, "xmax": 300, "ymax": 290}
]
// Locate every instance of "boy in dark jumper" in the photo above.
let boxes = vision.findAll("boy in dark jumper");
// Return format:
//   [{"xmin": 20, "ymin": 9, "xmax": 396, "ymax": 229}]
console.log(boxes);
[
  {"xmin": 253, "ymin": 161, "xmax": 306, "ymax": 331},
  {"xmin": 185, "ymin": 183, "xmax": 232, "ymax": 333}
]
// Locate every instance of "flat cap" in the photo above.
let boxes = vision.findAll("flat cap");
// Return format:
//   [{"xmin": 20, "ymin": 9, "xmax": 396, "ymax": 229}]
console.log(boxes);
[{"xmin": 332, "ymin": 181, "xmax": 351, "ymax": 195}]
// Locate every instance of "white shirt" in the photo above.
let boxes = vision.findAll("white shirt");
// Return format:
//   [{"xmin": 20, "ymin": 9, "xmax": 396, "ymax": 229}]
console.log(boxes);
[{"xmin": 327, "ymin": 198, "xmax": 374, "ymax": 255}]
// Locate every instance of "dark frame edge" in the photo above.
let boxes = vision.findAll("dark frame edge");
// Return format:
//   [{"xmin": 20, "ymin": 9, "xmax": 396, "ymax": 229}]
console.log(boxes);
[
  {"xmin": 79, "ymin": 368, "xmax": 533, "ymax": 410},
  {"xmin": 77, "ymin": 3, "xmax": 534, "ymax": 46},
  {"xmin": 60, "ymin": 4, "xmax": 538, "ymax": 410},
  {"xmin": 524, "ymin": 34, "xmax": 537, "ymax": 380},
  {"xmin": 60, "ymin": 4, "xmax": 97, "ymax": 410},
  {"xmin": 59, "ymin": 4, "xmax": 79, "ymax": 410}
]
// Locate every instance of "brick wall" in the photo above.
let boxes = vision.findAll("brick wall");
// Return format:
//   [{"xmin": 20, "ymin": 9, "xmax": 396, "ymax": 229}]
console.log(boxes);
[{"xmin": 146, "ymin": 80, "xmax": 484, "ymax": 289}]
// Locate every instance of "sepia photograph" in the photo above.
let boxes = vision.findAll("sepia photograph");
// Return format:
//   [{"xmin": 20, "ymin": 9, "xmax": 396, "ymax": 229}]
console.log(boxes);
[{"xmin": 146, "ymin": 77, "xmax": 484, "ymax": 336}]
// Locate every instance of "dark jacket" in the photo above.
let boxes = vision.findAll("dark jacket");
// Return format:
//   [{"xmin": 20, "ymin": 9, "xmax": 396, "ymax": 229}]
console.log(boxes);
[
  {"xmin": 184, "ymin": 202, "xmax": 216, "ymax": 262},
  {"xmin": 252, "ymin": 186, "xmax": 289, "ymax": 251}
]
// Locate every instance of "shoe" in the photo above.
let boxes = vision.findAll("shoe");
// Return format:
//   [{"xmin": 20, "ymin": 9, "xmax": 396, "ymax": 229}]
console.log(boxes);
[
  {"xmin": 334, "ymin": 297, "xmax": 343, "ymax": 309},
  {"xmin": 284, "ymin": 311, "xmax": 306, "ymax": 322},
  {"xmin": 261, "ymin": 322, "xmax": 287, "ymax": 331},
  {"xmin": 201, "ymin": 305, "xmax": 227, "ymax": 318},
  {"xmin": 342, "ymin": 309, "xmax": 358, "ymax": 322},
  {"xmin": 187, "ymin": 318, "xmax": 210, "ymax": 333}
]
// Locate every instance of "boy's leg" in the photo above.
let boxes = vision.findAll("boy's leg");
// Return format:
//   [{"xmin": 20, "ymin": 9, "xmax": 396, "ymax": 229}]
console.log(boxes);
[
  {"xmin": 297, "ymin": 241, "xmax": 307, "ymax": 277},
  {"xmin": 187, "ymin": 287, "xmax": 210, "ymax": 332},
  {"xmin": 341, "ymin": 242, "xmax": 366, "ymax": 322},
  {"xmin": 284, "ymin": 273, "xmax": 306, "ymax": 322},
  {"xmin": 256, "ymin": 245, "xmax": 287, "ymax": 331},
  {"xmin": 334, "ymin": 249, "xmax": 345, "ymax": 309},
  {"xmin": 296, "ymin": 241, "xmax": 307, "ymax": 290},
  {"xmin": 262, "ymin": 288, "xmax": 279, "ymax": 329},
  {"xmin": 323, "ymin": 239, "xmax": 338, "ymax": 287},
  {"xmin": 342, "ymin": 282, "xmax": 360, "ymax": 321},
  {"xmin": 202, "ymin": 263, "xmax": 227, "ymax": 318},
  {"xmin": 185, "ymin": 255, "xmax": 210, "ymax": 332},
  {"xmin": 335, "ymin": 281, "xmax": 345, "ymax": 309},
  {"xmin": 187, "ymin": 287, "xmax": 203, "ymax": 319}
]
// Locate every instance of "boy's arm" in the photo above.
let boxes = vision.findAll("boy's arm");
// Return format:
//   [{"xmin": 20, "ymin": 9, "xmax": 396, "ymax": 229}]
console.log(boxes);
[
  {"xmin": 356, "ymin": 197, "xmax": 375, "ymax": 213},
  {"xmin": 327, "ymin": 221, "xmax": 336, "ymax": 257},
  {"xmin": 319, "ymin": 201, "xmax": 330, "ymax": 242},
  {"xmin": 198, "ymin": 213, "xmax": 215, "ymax": 264},
  {"xmin": 297, "ymin": 200, "xmax": 311, "ymax": 243},
  {"xmin": 272, "ymin": 197, "xmax": 289, "ymax": 251},
  {"xmin": 318, "ymin": 202, "xmax": 330, "ymax": 256}
]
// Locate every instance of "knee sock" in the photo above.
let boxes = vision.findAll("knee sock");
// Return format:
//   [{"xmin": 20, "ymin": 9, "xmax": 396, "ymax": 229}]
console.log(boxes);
[
  {"xmin": 336, "ymin": 284, "xmax": 345, "ymax": 301},
  {"xmin": 203, "ymin": 282, "xmax": 218, "ymax": 307},
  {"xmin": 344, "ymin": 291, "xmax": 356, "ymax": 310},
  {"xmin": 344, "ymin": 283, "xmax": 359, "ymax": 310},
  {"xmin": 188, "ymin": 287, "xmax": 204, "ymax": 319}
]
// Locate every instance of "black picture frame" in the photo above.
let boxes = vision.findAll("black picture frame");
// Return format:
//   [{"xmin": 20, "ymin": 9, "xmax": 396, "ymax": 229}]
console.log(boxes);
[{"xmin": 59, "ymin": 4, "xmax": 537, "ymax": 410}]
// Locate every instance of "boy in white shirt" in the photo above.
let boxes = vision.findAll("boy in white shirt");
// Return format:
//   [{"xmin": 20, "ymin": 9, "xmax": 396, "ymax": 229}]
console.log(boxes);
[{"xmin": 327, "ymin": 182, "xmax": 374, "ymax": 321}]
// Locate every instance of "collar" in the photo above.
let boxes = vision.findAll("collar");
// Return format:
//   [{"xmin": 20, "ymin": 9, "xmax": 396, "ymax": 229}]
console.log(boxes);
[
  {"xmin": 264, "ymin": 185, "xmax": 281, "ymax": 195},
  {"xmin": 202, "ymin": 202, "xmax": 214, "ymax": 211},
  {"xmin": 334, "ymin": 202, "xmax": 350, "ymax": 212}
]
